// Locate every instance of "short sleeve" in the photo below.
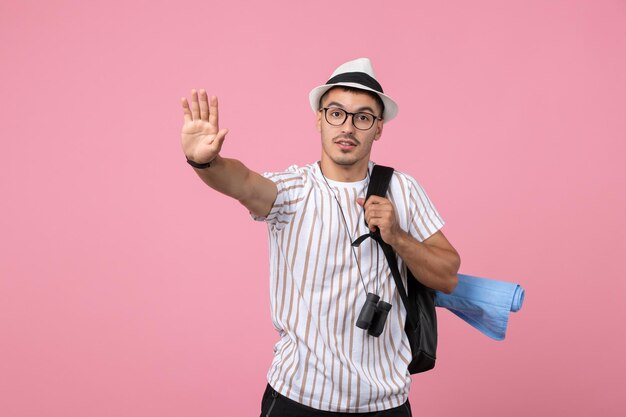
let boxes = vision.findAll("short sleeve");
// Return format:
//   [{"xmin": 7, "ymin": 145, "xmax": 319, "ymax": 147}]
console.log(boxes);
[
  {"xmin": 406, "ymin": 176, "xmax": 445, "ymax": 242},
  {"xmin": 251, "ymin": 167, "xmax": 306, "ymax": 230}
]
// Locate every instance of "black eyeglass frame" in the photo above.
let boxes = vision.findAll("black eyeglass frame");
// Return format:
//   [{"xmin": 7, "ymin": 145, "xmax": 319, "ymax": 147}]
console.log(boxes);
[{"xmin": 321, "ymin": 107, "xmax": 382, "ymax": 131}]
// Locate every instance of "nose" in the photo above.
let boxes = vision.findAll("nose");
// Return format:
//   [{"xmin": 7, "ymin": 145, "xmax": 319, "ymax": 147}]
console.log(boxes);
[{"xmin": 341, "ymin": 113, "xmax": 355, "ymax": 132}]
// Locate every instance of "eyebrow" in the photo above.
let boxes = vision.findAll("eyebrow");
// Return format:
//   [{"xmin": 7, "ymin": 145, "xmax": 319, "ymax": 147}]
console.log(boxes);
[{"xmin": 324, "ymin": 101, "xmax": 377, "ymax": 114}]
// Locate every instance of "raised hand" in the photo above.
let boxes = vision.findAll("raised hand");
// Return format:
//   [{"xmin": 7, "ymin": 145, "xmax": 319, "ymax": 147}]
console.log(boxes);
[
  {"xmin": 181, "ymin": 89, "xmax": 229, "ymax": 165},
  {"xmin": 357, "ymin": 196, "xmax": 404, "ymax": 247}
]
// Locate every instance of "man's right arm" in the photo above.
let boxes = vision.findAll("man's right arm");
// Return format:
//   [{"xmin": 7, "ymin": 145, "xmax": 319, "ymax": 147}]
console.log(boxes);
[{"xmin": 181, "ymin": 89, "xmax": 277, "ymax": 217}]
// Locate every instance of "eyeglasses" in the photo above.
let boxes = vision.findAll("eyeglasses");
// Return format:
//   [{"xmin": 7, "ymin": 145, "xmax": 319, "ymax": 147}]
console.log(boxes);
[{"xmin": 322, "ymin": 107, "xmax": 381, "ymax": 131}]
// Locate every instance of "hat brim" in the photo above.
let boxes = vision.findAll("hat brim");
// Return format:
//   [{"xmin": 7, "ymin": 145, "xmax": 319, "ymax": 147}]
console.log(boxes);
[{"xmin": 309, "ymin": 82, "xmax": 398, "ymax": 122}]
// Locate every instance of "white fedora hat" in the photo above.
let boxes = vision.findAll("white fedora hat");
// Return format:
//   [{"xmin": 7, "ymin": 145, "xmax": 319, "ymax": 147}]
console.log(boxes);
[{"xmin": 309, "ymin": 57, "xmax": 398, "ymax": 122}]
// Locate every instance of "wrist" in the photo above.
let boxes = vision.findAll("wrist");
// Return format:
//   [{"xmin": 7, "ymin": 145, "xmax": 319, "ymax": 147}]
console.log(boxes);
[
  {"xmin": 186, "ymin": 155, "xmax": 218, "ymax": 169},
  {"xmin": 388, "ymin": 228, "xmax": 409, "ymax": 249}
]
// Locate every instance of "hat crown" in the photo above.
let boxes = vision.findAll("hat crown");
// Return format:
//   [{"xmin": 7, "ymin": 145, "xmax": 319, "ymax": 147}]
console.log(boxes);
[
  {"xmin": 309, "ymin": 57, "xmax": 398, "ymax": 122},
  {"xmin": 329, "ymin": 57, "xmax": 377, "ymax": 80}
]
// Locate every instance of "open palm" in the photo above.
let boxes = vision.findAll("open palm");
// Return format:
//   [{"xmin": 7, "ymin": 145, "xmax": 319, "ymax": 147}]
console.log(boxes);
[{"xmin": 181, "ymin": 89, "xmax": 228, "ymax": 164}]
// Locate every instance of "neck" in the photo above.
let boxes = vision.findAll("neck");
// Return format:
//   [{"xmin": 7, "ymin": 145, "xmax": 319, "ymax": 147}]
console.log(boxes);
[{"xmin": 319, "ymin": 158, "xmax": 370, "ymax": 182}]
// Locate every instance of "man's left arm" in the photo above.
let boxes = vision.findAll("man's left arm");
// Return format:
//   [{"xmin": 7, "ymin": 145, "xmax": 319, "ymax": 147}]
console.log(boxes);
[{"xmin": 358, "ymin": 196, "xmax": 460, "ymax": 294}]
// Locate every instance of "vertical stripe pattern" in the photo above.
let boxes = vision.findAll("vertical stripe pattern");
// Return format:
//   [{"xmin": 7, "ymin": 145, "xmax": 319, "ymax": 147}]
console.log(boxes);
[{"xmin": 252, "ymin": 162, "xmax": 444, "ymax": 413}]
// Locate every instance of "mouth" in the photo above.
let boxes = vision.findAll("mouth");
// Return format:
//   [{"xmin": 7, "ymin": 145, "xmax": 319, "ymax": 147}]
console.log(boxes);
[{"xmin": 334, "ymin": 137, "xmax": 358, "ymax": 150}]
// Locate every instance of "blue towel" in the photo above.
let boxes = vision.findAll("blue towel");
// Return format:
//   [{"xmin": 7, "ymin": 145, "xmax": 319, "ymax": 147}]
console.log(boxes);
[{"xmin": 434, "ymin": 274, "xmax": 525, "ymax": 340}]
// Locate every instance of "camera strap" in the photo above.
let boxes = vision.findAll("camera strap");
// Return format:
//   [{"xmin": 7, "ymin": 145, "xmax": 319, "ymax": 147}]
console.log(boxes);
[{"xmin": 318, "ymin": 164, "xmax": 372, "ymax": 296}]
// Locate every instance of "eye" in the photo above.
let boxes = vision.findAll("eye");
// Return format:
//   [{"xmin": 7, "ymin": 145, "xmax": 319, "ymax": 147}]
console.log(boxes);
[
  {"xmin": 356, "ymin": 113, "xmax": 373, "ymax": 122},
  {"xmin": 328, "ymin": 108, "xmax": 345, "ymax": 119}
]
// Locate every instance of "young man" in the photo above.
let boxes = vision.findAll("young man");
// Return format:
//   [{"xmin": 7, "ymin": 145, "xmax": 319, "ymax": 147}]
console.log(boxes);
[{"xmin": 180, "ymin": 58, "xmax": 460, "ymax": 416}]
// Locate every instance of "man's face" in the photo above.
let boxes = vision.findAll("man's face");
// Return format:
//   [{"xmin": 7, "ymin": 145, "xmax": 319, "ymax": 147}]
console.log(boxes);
[{"xmin": 316, "ymin": 88, "xmax": 384, "ymax": 171}]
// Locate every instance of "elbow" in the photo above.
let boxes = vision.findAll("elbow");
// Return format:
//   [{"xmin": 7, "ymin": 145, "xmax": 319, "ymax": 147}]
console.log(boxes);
[
  {"xmin": 440, "ymin": 252, "xmax": 461, "ymax": 294},
  {"xmin": 440, "ymin": 273, "xmax": 458, "ymax": 294}
]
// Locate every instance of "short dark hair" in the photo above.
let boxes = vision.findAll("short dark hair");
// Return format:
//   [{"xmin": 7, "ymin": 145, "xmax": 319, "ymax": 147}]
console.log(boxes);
[{"xmin": 319, "ymin": 86, "xmax": 385, "ymax": 119}]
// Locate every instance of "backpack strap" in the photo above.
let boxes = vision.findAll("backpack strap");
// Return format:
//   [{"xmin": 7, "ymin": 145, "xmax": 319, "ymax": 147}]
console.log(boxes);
[
  {"xmin": 351, "ymin": 165, "xmax": 394, "ymax": 247},
  {"xmin": 365, "ymin": 165, "xmax": 395, "ymax": 205},
  {"xmin": 351, "ymin": 165, "xmax": 417, "ymax": 330}
]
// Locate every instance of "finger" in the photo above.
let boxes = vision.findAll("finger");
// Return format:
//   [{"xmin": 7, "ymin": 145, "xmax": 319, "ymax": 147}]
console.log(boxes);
[
  {"xmin": 366, "ymin": 209, "xmax": 383, "ymax": 220},
  {"xmin": 364, "ymin": 198, "xmax": 393, "ymax": 214},
  {"xmin": 364, "ymin": 209, "xmax": 379, "ymax": 224},
  {"xmin": 362, "ymin": 197, "xmax": 377, "ymax": 211},
  {"xmin": 198, "ymin": 89, "xmax": 209, "ymax": 121},
  {"xmin": 205, "ymin": 127, "xmax": 228, "ymax": 145},
  {"xmin": 364, "ymin": 195, "xmax": 387, "ymax": 207},
  {"xmin": 210, "ymin": 128, "xmax": 229, "ymax": 152},
  {"xmin": 181, "ymin": 97, "xmax": 192, "ymax": 123},
  {"xmin": 191, "ymin": 89, "xmax": 200, "ymax": 120},
  {"xmin": 356, "ymin": 197, "xmax": 365, "ymax": 206},
  {"xmin": 367, "ymin": 217, "xmax": 379, "ymax": 232},
  {"xmin": 369, "ymin": 205, "xmax": 393, "ymax": 217},
  {"xmin": 209, "ymin": 95, "xmax": 220, "ymax": 129},
  {"xmin": 364, "ymin": 202, "xmax": 385, "ymax": 215}
]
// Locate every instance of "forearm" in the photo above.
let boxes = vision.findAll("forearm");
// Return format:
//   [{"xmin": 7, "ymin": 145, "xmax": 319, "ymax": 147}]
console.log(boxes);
[
  {"xmin": 192, "ymin": 155, "xmax": 249, "ymax": 199},
  {"xmin": 391, "ymin": 231, "xmax": 460, "ymax": 294},
  {"xmin": 191, "ymin": 155, "xmax": 277, "ymax": 216}
]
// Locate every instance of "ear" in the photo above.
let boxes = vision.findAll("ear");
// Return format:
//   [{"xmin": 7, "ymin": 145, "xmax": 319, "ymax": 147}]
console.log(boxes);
[
  {"xmin": 374, "ymin": 119, "xmax": 384, "ymax": 141},
  {"xmin": 316, "ymin": 110, "xmax": 322, "ymax": 132}
]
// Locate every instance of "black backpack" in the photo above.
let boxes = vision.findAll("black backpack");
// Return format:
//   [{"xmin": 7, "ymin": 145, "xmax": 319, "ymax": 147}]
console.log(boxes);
[{"xmin": 352, "ymin": 165, "xmax": 438, "ymax": 374}]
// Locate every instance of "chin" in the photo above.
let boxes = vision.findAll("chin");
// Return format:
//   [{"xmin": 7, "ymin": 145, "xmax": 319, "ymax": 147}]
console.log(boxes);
[{"xmin": 331, "ymin": 156, "xmax": 358, "ymax": 166}]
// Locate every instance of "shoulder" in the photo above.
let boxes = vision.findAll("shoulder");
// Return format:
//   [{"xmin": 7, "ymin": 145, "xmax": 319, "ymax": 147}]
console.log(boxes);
[
  {"xmin": 375, "ymin": 165, "xmax": 432, "ymax": 208},
  {"xmin": 388, "ymin": 167, "xmax": 427, "ymax": 193},
  {"xmin": 377, "ymin": 165, "xmax": 421, "ymax": 193},
  {"xmin": 390, "ymin": 168, "xmax": 416, "ymax": 185},
  {"xmin": 261, "ymin": 163, "xmax": 323, "ymax": 200},
  {"xmin": 264, "ymin": 163, "xmax": 316, "ymax": 181},
  {"xmin": 262, "ymin": 164, "xmax": 308, "ymax": 188}
]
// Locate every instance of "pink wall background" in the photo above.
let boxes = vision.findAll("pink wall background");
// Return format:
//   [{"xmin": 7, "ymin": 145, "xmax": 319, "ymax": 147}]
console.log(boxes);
[{"xmin": 1, "ymin": 0, "xmax": 625, "ymax": 416}]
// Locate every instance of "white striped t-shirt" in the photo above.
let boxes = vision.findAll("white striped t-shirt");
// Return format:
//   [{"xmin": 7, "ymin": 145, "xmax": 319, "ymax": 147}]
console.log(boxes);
[{"xmin": 253, "ymin": 161, "xmax": 444, "ymax": 413}]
